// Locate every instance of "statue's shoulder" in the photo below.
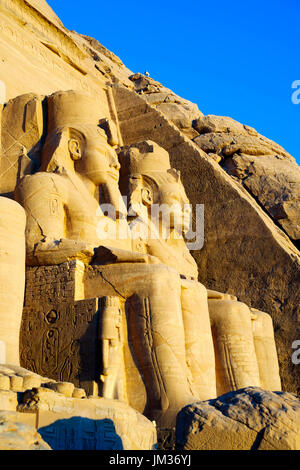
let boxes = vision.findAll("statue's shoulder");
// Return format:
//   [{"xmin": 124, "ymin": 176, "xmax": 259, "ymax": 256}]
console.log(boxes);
[
  {"xmin": 17, "ymin": 171, "xmax": 66, "ymax": 192},
  {"xmin": 15, "ymin": 172, "xmax": 68, "ymax": 203}
]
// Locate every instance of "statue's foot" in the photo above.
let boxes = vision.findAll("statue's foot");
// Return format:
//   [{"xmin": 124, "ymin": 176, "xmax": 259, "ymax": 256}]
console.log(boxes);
[{"xmin": 156, "ymin": 395, "xmax": 198, "ymax": 429}]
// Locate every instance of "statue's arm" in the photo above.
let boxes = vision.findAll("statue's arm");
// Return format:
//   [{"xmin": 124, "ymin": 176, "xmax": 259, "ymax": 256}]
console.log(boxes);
[
  {"xmin": 93, "ymin": 245, "xmax": 161, "ymax": 265},
  {"xmin": 15, "ymin": 174, "xmax": 95, "ymax": 266}
]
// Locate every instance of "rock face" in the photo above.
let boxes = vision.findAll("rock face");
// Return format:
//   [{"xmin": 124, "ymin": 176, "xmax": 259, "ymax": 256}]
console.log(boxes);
[
  {"xmin": 176, "ymin": 387, "xmax": 300, "ymax": 450},
  {"xmin": 129, "ymin": 73, "xmax": 203, "ymax": 139},
  {"xmin": 0, "ymin": 411, "xmax": 51, "ymax": 450},
  {"xmin": 191, "ymin": 115, "xmax": 300, "ymax": 244}
]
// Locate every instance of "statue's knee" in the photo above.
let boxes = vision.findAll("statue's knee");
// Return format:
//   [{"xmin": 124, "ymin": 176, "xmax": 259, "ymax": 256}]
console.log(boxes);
[
  {"xmin": 252, "ymin": 309, "xmax": 274, "ymax": 336},
  {"xmin": 209, "ymin": 300, "xmax": 251, "ymax": 327},
  {"xmin": 195, "ymin": 282, "xmax": 207, "ymax": 298},
  {"xmin": 149, "ymin": 264, "xmax": 180, "ymax": 287},
  {"xmin": 254, "ymin": 310, "xmax": 272, "ymax": 325}
]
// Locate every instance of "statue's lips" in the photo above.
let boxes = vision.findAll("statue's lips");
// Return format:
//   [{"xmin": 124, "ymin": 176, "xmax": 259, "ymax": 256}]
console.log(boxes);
[{"xmin": 107, "ymin": 170, "xmax": 119, "ymax": 182}]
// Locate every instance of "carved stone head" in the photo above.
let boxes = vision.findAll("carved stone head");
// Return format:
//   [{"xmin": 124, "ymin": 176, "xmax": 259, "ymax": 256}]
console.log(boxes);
[
  {"xmin": 119, "ymin": 140, "xmax": 191, "ymax": 235},
  {"xmin": 40, "ymin": 90, "xmax": 120, "ymax": 186}
]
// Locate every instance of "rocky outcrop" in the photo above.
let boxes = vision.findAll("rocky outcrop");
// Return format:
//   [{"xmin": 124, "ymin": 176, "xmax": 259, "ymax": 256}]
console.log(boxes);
[
  {"xmin": 1, "ymin": 0, "xmax": 300, "ymax": 397},
  {"xmin": 176, "ymin": 387, "xmax": 300, "ymax": 450},
  {"xmin": 192, "ymin": 115, "xmax": 292, "ymax": 159},
  {"xmin": 190, "ymin": 115, "xmax": 300, "ymax": 244},
  {"xmin": 128, "ymin": 73, "xmax": 202, "ymax": 138},
  {"xmin": 0, "ymin": 363, "xmax": 157, "ymax": 450},
  {"xmin": 19, "ymin": 387, "xmax": 157, "ymax": 450}
]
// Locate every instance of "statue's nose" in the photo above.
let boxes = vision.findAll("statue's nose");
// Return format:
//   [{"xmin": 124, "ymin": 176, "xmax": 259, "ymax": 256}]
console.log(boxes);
[{"xmin": 108, "ymin": 149, "xmax": 120, "ymax": 171}]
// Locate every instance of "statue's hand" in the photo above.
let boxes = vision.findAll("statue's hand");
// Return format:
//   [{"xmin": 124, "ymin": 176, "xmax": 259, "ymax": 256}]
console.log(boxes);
[
  {"xmin": 27, "ymin": 238, "xmax": 95, "ymax": 266},
  {"xmin": 57, "ymin": 238, "xmax": 95, "ymax": 261}
]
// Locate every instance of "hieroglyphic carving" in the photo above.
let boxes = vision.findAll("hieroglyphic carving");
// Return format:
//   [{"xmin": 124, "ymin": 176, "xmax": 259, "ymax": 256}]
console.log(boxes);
[
  {"xmin": 100, "ymin": 296, "xmax": 125, "ymax": 400},
  {"xmin": 20, "ymin": 263, "xmax": 101, "ymax": 395},
  {"xmin": 1, "ymin": 0, "xmax": 86, "ymax": 62}
]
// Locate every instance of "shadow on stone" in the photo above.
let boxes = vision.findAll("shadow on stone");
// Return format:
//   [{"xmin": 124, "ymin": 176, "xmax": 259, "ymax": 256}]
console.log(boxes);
[{"xmin": 39, "ymin": 416, "xmax": 123, "ymax": 450}]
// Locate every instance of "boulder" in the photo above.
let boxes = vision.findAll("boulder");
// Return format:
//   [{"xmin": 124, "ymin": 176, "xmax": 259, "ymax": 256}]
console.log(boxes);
[
  {"xmin": 223, "ymin": 154, "xmax": 300, "ymax": 242},
  {"xmin": 20, "ymin": 387, "xmax": 157, "ymax": 450},
  {"xmin": 192, "ymin": 115, "xmax": 299, "ymax": 242},
  {"xmin": 193, "ymin": 114, "xmax": 253, "ymax": 136},
  {"xmin": 176, "ymin": 387, "xmax": 300, "ymax": 450}
]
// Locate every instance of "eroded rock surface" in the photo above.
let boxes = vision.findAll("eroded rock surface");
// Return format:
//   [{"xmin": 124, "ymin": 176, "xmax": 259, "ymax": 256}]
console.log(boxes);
[
  {"xmin": 176, "ymin": 387, "xmax": 300, "ymax": 450},
  {"xmin": 129, "ymin": 73, "xmax": 203, "ymax": 137},
  {"xmin": 190, "ymin": 115, "xmax": 300, "ymax": 243},
  {"xmin": 223, "ymin": 154, "xmax": 300, "ymax": 242}
]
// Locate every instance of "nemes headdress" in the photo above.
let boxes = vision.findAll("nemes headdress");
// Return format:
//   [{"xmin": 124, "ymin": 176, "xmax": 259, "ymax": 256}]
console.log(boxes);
[
  {"xmin": 119, "ymin": 141, "xmax": 171, "ymax": 176},
  {"xmin": 118, "ymin": 141, "xmax": 182, "ymax": 211},
  {"xmin": 47, "ymin": 90, "xmax": 101, "ymax": 131},
  {"xmin": 119, "ymin": 140, "xmax": 181, "ymax": 187},
  {"xmin": 41, "ymin": 90, "xmax": 117, "ymax": 172}
]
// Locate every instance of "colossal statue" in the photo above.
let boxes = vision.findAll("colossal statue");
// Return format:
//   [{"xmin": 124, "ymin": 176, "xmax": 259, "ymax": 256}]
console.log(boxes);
[
  {"xmin": 15, "ymin": 90, "xmax": 198, "ymax": 427},
  {"xmin": 119, "ymin": 141, "xmax": 282, "ymax": 396},
  {"xmin": 14, "ymin": 90, "xmax": 281, "ymax": 428}
]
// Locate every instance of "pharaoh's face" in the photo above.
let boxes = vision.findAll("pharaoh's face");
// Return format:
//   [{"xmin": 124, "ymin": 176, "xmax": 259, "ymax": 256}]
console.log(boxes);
[
  {"xmin": 75, "ymin": 126, "xmax": 120, "ymax": 185},
  {"xmin": 156, "ymin": 177, "xmax": 191, "ymax": 234}
]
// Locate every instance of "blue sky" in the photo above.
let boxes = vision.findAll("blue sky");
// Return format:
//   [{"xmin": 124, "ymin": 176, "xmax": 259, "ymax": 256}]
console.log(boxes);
[{"xmin": 47, "ymin": 0, "xmax": 299, "ymax": 163}]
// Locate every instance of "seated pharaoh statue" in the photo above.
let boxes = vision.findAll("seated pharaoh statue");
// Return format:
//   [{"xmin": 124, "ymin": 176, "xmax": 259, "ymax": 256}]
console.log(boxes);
[
  {"xmin": 15, "ymin": 90, "xmax": 199, "ymax": 428},
  {"xmin": 15, "ymin": 90, "xmax": 281, "ymax": 429},
  {"xmin": 118, "ymin": 141, "xmax": 282, "ymax": 396}
]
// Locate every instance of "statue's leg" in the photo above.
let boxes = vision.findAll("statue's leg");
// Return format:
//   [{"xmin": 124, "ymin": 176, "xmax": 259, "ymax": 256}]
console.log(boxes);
[
  {"xmin": 251, "ymin": 309, "xmax": 281, "ymax": 391},
  {"xmin": 101, "ymin": 343, "xmax": 121, "ymax": 399},
  {"xmin": 208, "ymin": 299, "xmax": 261, "ymax": 396},
  {"xmin": 181, "ymin": 280, "xmax": 217, "ymax": 400},
  {"xmin": 85, "ymin": 263, "xmax": 197, "ymax": 427},
  {"xmin": 127, "ymin": 264, "xmax": 197, "ymax": 427}
]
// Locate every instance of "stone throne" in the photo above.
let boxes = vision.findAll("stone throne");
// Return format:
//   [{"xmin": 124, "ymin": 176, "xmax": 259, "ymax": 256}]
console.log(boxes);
[{"xmin": 20, "ymin": 260, "xmax": 102, "ymax": 397}]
